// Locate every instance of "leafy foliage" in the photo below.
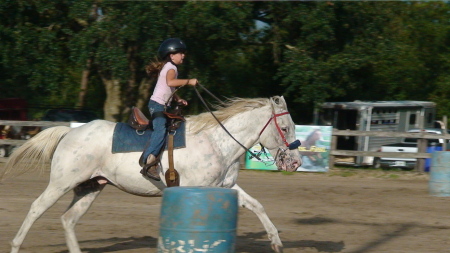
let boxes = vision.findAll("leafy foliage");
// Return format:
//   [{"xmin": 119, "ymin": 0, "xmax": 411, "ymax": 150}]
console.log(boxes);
[{"xmin": 0, "ymin": 1, "xmax": 449, "ymax": 123}]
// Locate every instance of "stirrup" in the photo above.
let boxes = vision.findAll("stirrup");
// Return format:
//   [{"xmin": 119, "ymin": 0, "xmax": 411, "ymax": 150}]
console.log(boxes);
[{"xmin": 140, "ymin": 164, "xmax": 161, "ymax": 181}]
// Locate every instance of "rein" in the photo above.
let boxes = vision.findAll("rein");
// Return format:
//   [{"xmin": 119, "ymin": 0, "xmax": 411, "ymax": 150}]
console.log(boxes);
[
  {"xmin": 164, "ymin": 84, "xmax": 186, "ymax": 110},
  {"xmin": 193, "ymin": 84, "xmax": 265, "ymax": 162},
  {"xmin": 193, "ymin": 83, "xmax": 300, "ymax": 164}
]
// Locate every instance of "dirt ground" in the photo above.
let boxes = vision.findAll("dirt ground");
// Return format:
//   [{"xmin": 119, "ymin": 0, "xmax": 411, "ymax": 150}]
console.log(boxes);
[{"xmin": 1, "ymin": 165, "xmax": 450, "ymax": 253}]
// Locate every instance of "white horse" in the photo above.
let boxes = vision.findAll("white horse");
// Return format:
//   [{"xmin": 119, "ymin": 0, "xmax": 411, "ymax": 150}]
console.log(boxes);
[{"xmin": 2, "ymin": 96, "xmax": 301, "ymax": 253}]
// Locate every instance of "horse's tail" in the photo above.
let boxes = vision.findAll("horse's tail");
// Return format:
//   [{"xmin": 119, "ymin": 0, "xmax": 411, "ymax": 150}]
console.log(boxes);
[{"xmin": 1, "ymin": 126, "xmax": 72, "ymax": 181}]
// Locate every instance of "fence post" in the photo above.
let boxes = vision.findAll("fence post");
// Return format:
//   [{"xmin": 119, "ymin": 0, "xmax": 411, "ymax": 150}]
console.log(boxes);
[
  {"xmin": 329, "ymin": 130, "xmax": 337, "ymax": 170},
  {"xmin": 442, "ymin": 116, "xmax": 448, "ymax": 151},
  {"xmin": 416, "ymin": 138, "xmax": 427, "ymax": 172}
]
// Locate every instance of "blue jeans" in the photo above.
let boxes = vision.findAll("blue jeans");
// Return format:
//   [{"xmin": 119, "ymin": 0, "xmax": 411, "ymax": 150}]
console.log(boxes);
[{"xmin": 143, "ymin": 100, "xmax": 167, "ymax": 160}]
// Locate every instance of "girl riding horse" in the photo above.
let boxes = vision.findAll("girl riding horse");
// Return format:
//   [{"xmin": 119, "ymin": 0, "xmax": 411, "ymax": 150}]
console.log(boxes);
[{"xmin": 140, "ymin": 38, "xmax": 198, "ymax": 180}]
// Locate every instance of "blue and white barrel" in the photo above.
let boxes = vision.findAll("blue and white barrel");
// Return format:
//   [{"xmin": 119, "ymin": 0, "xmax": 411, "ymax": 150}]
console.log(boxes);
[
  {"xmin": 158, "ymin": 187, "xmax": 238, "ymax": 253},
  {"xmin": 429, "ymin": 151, "xmax": 450, "ymax": 197}
]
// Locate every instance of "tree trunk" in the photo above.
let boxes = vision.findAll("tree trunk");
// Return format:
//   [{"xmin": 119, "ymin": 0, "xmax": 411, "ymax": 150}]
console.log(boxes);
[
  {"xmin": 76, "ymin": 58, "xmax": 92, "ymax": 108},
  {"xmin": 121, "ymin": 45, "xmax": 139, "ymax": 120},
  {"xmin": 136, "ymin": 77, "xmax": 153, "ymax": 113},
  {"xmin": 101, "ymin": 76, "xmax": 123, "ymax": 122}
]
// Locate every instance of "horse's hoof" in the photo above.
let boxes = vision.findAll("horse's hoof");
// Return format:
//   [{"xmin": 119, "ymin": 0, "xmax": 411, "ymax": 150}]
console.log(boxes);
[{"xmin": 271, "ymin": 244, "xmax": 284, "ymax": 253}]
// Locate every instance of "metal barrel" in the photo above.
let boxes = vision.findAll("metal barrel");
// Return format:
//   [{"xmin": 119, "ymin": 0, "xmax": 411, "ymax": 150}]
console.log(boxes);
[
  {"xmin": 158, "ymin": 187, "xmax": 238, "ymax": 253},
  {"xmin": 429, "ymin": 151, "xmax": 450, "ymax": 197}
]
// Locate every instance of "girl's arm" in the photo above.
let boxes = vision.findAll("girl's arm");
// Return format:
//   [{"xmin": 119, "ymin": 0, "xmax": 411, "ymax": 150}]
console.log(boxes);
[{"xmin": 166, "ymin": 69, "xmax": 197, "ymax": 87}]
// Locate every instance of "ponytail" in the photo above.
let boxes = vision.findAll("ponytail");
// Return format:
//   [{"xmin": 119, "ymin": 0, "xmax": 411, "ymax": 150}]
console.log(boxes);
[{"xmin": 145, "ymin": 57, "xmax": 168, "ymax": 78}]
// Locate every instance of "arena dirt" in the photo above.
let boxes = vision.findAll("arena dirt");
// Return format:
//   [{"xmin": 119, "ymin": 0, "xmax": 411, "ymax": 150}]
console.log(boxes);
[{"xmin": 1, "ymin": 166, "xmax": 449, "ymax": 253}]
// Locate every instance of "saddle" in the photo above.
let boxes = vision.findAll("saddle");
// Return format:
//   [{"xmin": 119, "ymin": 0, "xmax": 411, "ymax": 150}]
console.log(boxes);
[
  {"xmin": 129, "ymin": 106, "xmax": 185, "ymax": 187},
  {"xmin": 128, "ymin": 107, "xmax": 149, "ymax": 131},
  {"xmin": 128, "ymin": 106, "xmax": 185, "ymax": 131}
]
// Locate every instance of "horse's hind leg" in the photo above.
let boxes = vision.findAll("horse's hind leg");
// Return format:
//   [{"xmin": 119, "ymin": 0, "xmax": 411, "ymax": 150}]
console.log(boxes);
[
  {"xmin": 231, "ymin": 184, "xmax": 284, "ymax": 253},
  {"xmin": 10, "ymin": 181, "xmax": 73, "ymax": 253},
  {"xmin": 61, "ymin": 179, "xmax": 106, "ymax": 253}
]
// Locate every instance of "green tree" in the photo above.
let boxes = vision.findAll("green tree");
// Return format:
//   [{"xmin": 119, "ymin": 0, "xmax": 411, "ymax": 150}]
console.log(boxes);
[
  {"xmin": 0, "ymin": 0, "xmax": 105, "ymax": 118},
  {"xmin": 264, "ymin": 2, "xmax": 450, "ymax": 123},
  {"xmin": 2, "ymin": 1, "xmax": 449, "ymax": 124},
  {"xmin": 70, "ymin": 1, "xmax": 257, "ymax": 120},
  {"xmin": 0, "ymin": 1, "xmax": 73, "ymax": 100}
]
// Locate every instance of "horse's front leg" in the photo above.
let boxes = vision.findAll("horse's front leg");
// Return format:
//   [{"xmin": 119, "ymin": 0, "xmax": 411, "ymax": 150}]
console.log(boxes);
[{"xmin": 231, "ymin": 184, "xmax": 283, "ymax": 253}]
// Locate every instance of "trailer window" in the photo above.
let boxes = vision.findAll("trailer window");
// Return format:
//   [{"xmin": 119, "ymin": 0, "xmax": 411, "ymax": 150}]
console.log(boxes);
[
  {"xmin": 409, "ymin": 114, "xmax": 416, "ymax": 125},
  {"xmin": 427, "ymin": 113, "xmax": 433, "ymax": 124},
  {"xmin": 318, "ymin": 109, "xmax": 333, "ymax": 125}
]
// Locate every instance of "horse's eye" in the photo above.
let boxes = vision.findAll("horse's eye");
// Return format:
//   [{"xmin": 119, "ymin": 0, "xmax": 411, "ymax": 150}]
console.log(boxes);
[{"xmin": 281, "ymin": 127, "xmax": 288, "ymax": 134}]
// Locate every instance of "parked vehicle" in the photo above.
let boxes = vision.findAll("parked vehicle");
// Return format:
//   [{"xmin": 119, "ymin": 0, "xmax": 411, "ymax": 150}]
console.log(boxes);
[
  {"xmin": 41, "ymin": 108, "xmax": 98, "ymax": 123},
  {"xmin": 373, "ymin": 128, "xmax": 450, "ymax": 171},
  {"xmin": 314, "ymin": 100, "xmax": 437, "ymax": 166},
  {"xmin": 40, "ymin": 108, "xmax": 99, "ymax": 129}
]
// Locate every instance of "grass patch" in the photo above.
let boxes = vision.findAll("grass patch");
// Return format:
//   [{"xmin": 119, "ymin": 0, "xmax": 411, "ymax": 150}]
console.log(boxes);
[
  {"xmin": 335, "ymin": 171, "xmax": 358, "ymax": 177},
  {"xmin": 335, "ymin": 165, "xmax": 405, "ymax": 172},
  {"xmin": 387, "ymin": 174, "xmax": 400, "ymax": 179}
]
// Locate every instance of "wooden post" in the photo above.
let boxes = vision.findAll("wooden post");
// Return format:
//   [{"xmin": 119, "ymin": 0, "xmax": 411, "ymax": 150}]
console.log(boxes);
[
  {"xmin": 416, "ymin": 138, "xmax": 427, "ymax": 172},
  {"xmin": 442, "ymin": 116, "xmax": 448, "ymax": 151},
  {"xmin": 329, "ymin": 129, "xmax": 337, "ymax": 169}
]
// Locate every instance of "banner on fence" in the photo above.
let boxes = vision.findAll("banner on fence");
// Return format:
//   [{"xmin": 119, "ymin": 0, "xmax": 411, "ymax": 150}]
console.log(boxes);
[{"xmin": 245, "ymin": 125, "xmax": 332, "ymax": 172}]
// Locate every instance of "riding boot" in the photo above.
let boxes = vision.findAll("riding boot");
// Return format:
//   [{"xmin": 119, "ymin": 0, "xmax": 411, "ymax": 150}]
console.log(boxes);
[{"xmin": 140, "ymin": 154, "xmax": 161, "ymax": 181}]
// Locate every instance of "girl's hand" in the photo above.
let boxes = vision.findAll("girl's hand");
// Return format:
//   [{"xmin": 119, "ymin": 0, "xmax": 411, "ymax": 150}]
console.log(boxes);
[
  {"xmin": 177, "ymin": 99, "xmax": 188, "ymax": 106},
  {"xmin": 187, "ymin": 79, "xmax": 198, "ymax": 86}
]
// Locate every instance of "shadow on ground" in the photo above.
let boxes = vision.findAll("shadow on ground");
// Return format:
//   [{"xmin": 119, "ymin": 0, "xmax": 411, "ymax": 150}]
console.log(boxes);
[
  {"xmin": 53, "ymin": 236, "xmax": 156, "ymax": 253},
  {"xmin": 48, "ymin": 231, "xmax": 344, "ymax": 253},
  {"xmin": 295, "ymin": 215, "xmax": 450, "ymax": 253}
]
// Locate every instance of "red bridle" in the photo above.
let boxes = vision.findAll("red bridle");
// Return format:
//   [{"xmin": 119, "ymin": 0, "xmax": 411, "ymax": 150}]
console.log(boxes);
[{"xmin": 259, "ymin": 112, "xmax": 291, "ymax": 147}]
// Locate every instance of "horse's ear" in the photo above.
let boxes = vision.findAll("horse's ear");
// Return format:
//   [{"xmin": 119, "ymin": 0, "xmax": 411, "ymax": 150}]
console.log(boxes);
[
  {"xmin": 271, "ymin": 96, "xmax": 281, "ymax": 104},
  {"xmin": 270, "ymin": 96, "xmax": 287, "ymax": 112},
  {"xmin": 274, "ymin": 97, "xmax": 280, "ymax": 105}
]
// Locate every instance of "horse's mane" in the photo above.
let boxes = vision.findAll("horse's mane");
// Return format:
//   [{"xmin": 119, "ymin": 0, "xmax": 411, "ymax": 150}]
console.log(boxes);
[{"xmin": 187, "ymin": 97, "xmax": 270, "ymax": 134}]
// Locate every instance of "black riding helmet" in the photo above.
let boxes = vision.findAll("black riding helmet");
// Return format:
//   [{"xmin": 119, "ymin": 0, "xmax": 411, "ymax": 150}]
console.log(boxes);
[{"xmin": 157, "ymin": 38, "xmax": 187, "ymax": 60}]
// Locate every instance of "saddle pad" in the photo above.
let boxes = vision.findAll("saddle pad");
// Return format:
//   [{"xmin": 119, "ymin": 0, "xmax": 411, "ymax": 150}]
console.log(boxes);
[{"xmin": 112, "ymin": 122, "xmax": 186, "ymax": 153}]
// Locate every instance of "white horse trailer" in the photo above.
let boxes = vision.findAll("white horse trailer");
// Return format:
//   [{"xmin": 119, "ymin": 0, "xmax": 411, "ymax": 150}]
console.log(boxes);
[{"xmin": 313, "ymin": 101, "xmax": 437, "ymax": 166}]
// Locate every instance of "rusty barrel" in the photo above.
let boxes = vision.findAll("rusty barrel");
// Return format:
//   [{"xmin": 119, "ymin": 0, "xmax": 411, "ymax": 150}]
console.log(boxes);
[
  {"xmin": 158, "ymin": 187, "xmax": 238, "ymax": 252},
  {"xmin": 429, "ymin": 151, "xmax": 450, "ymax": 197}
]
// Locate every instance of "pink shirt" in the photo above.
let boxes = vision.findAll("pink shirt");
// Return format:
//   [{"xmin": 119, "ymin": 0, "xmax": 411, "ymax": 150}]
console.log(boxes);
[{"xmin": 150, "ymin": 62, "xmax": 177, "ymax": 105}]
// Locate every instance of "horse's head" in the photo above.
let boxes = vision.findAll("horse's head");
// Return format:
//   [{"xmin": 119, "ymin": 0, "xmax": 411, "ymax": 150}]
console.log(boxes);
[{"xmin": 259, "ymin": 96, "xmax": 302, "ymax": 172}]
